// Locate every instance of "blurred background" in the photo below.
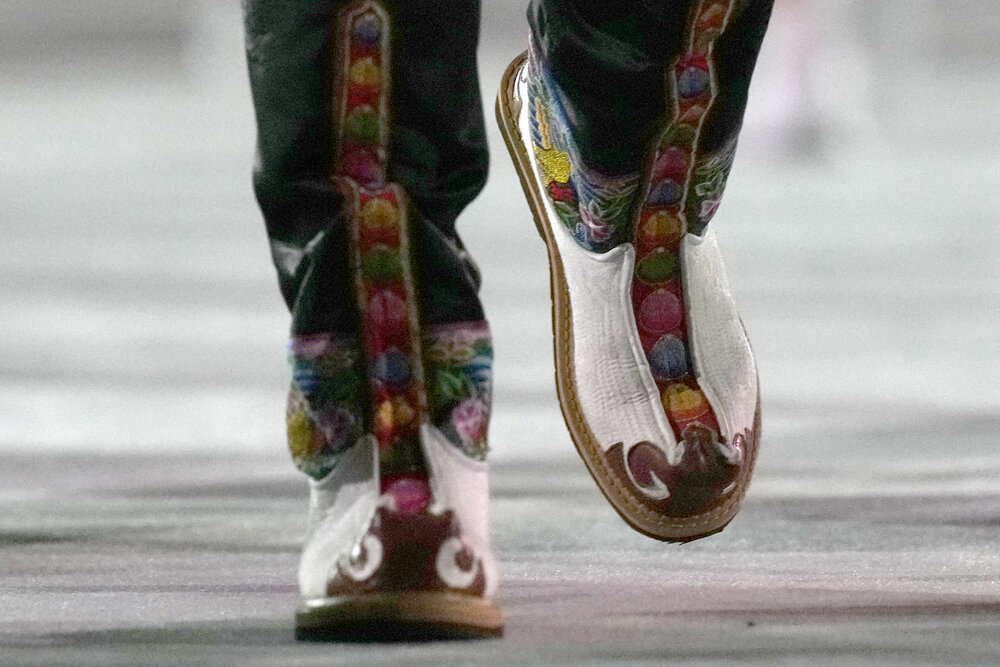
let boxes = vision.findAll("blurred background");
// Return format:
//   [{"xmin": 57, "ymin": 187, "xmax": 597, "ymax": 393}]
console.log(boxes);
[{"xmin": 1, "ymin": 0, "xmax": 998, "ymax": 487}]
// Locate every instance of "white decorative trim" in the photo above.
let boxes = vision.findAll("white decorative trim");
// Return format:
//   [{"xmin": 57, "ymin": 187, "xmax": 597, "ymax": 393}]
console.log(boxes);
[
  {"xmin": 435, "ymin": 537, "xmax": 478, "ymax": 590},
  {"xmin": 516, "ymin": 66, "xmax": 681, "ymax": 465},
  {"xmin": 338, "ymin": 534, "xmax": 383, "ymax": 583},
  {"xmin": 681, "ymin": 230, "xmax": 758, "ymax": 443},
  {"xmin": 420, "ymin": 423, "xmax": 498, "ymax": 596},
  {"xmin": 298, "ymin": 434, "xmax": 380, "ymax": 599}
]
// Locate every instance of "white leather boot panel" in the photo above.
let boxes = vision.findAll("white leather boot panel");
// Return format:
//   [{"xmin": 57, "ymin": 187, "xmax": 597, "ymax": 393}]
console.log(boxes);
[
  {"xmin": 420, "ymin": 423, "xmax": 498, "ymax": 597},
  {"xmin": 298, "ymin": 435, "xmax": 379, "ymax": 599},
  {"xmin": 515, "ymin": 67, "xmax": 679, "ymax": 462},
  {"xmin": 681, "ymin": 231, "xmax": 758, "ymax": 442}
]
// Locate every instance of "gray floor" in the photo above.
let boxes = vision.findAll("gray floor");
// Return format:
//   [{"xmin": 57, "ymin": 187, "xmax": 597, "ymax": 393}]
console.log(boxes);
[
  {"xmin": 2, "ymin": 1, "xmax": 1000, "ymax": 664},
  {"xmin": 1, "ymin": 450, "xmax": 999, "ymax": 666}
]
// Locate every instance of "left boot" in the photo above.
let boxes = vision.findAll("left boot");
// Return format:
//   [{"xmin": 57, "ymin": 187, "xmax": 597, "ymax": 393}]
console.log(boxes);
[
  {"xmin": 288, "ymin": 320, "xmax": 501, "ymax": 640},
  {"xmin": 293, "ymin": 401, "xmax": 502, "ymax": 640},
  {"xmin": 248, "ymin": 0, "xmax": 502, "ymax": 638},
  {"xmin": 496, "ymin": 0, "xmax": 764, "ymax": 542}
]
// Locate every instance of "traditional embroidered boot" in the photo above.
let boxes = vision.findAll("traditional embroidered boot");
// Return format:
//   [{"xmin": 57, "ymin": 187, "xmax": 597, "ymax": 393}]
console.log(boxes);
[
  {"xmin": 497, "ymin": 0, "xmax": 768, "ymax": 542},
  {"xmin": 244, "ymin": 0, "xmax": 501, "ymax": 637},
  {"xmin": 291, "ymin": 2, "xmax": 501, "ymax": 638},
  {"xmin": 290, "ymin": 329, "xmax": 501, "ymax": 640},
  {"xmin": 289, "ymin": 321, "xmax": 500, "ymax": 639}
]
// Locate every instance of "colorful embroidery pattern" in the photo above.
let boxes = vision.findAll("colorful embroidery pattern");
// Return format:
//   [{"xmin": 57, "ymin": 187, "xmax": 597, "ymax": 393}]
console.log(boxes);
[
  {"xmin": 631, "ymin": 0, "xmax": 739, "ymax": 476},
  {"xmin": 527, "ymin": 48, "xmax": 640, "ymax": 253},
  {"xmin": 333, "ymin": 1, "xmax": 390, "ymax": 189},
  {"xmin": 424, "ymin": 321, "xmax": 493, "ymax": 460},
  {"xmin": 332, "ymin": 1, "xmax": 429, "ymax": 484},
  {"xmin": 288, "ymin": 1, "xmax": 490, "ymax": 491},
  {"xmin": 286, "ymin": 334, "xmax": 366, "ymax": 479},
  {"xmin": 688, "ymin": 137, "xmax": 738, "ymax": 236}
]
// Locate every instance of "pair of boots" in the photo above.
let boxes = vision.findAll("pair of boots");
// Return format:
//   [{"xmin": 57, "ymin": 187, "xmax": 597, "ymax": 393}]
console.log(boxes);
[{"xmin": 244, "ymin": 0, "xmax": 772, "ymax": 639}]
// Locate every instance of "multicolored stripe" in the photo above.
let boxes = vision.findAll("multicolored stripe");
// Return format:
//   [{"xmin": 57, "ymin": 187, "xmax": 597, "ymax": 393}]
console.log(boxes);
[
  {"xmin": 631, "ymin": 0, "xmax": 734, "ymax": 446},
  {"xmin": 331, "ymin": 1, "xmax": 430, "ymax": 495}
]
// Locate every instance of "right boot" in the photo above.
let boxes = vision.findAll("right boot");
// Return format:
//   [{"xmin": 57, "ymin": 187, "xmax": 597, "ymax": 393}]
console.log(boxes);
[{"xmin": 496, "ymin": 0, "xmax": 766, "ymax": 542}]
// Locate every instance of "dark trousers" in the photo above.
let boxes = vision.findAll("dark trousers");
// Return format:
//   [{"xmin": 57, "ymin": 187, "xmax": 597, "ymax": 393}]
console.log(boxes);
[{"xmin": 243, "ymin": 0, "xmax": 773, "ymax": 335}]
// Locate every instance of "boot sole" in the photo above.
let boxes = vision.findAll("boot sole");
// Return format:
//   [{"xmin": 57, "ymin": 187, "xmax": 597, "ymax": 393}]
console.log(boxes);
[
  {"xmin": 495, "ymin": 52, "xmax": 761, "ymax": 543},
  {"xmin": 296, "ymin": 591, "xmax": 503, "ymax": 641}
]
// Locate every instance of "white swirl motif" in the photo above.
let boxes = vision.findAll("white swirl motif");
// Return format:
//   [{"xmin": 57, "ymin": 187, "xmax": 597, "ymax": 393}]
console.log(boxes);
[
  {"xmin": 622, "ymin": 442, "xmax": 672, "ymax": 501},
  {"xmin": 435, "ymin": 537, "xmax": 478, "ymax": 590},
  {"xmin": 339, "ymin": 534, "xmax": 382, "ymax": 583},
  {"xmin": 715, "ymin": 435, "xmax": 744, "ymax": 466},
  {"xmin": 640, "ymin": 469, "xmax": 672, "ymax": 500}
]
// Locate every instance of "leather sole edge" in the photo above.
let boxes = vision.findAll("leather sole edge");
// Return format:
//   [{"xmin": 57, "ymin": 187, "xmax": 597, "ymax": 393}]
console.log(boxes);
[{"xmin": 296, "ymin": 591, "xmax": 503, "ymax": 641}]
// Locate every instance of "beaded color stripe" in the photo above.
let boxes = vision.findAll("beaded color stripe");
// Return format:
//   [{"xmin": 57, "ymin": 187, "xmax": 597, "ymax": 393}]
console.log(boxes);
[
  {"xmin": 330, "ymin": 1, "xmax": 429, "ymax": 487},
  {"xmin": 630, "ymin": 0, "xmax": 733, "ymax": 446},
  {"xmin": 319, "ymin": 5, "xmax": 494, "ymax": 594}
]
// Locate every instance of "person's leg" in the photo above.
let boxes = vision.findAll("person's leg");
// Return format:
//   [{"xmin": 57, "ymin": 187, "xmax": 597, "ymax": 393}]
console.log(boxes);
[
  {"xmin": 244, "ymin": 0, "xmax": 501, "ymax": 637},
  {"xmin": 498, "ymin": 0, "xmax": 772, "ymax": 540},
  {"xmin": 245, "ymin": 0, "xmax": 488, "ymax": 337},
  {"xmin": 526, "ymin": 0, "xmax": 771, "ymax": 241}
]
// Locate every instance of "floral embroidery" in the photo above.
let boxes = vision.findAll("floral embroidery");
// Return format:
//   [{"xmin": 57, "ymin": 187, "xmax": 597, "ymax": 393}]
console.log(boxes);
[
  {"xmin": 627, "ymin": 0, "xmax": 737, "ymax": 501},
  {"xmin": 286, "ymin": 334, "xmax": 365, "ymax": 479},
  {"xmin": 423, "ymin": 321, "xmax": 492, "ymax": 459},
  {"xmin": 688, "ymin": 137, "xmax": 738, "ymax": 236},
  {"xmin": 527, "ymin": 47, "xmax": 640, "ymax": 253}
]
